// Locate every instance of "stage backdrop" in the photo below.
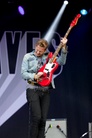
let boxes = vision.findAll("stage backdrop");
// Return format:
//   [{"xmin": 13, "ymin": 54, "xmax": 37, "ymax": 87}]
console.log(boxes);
[{"xmin": 1, "ymin": 2, "xmax": 92, "ymax": 138}]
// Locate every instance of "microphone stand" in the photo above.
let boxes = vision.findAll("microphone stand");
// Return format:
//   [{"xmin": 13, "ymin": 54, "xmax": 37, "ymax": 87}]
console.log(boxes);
[
  {"xmin": 56, "ymin": 125, "xmax": 67, "ymax": 138},
  {"xmin": 44, "ymin": 124, "xmax": 52, "ymax": 137}
]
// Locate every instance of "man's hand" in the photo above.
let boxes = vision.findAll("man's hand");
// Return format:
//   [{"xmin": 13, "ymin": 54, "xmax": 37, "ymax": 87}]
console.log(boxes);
[
  {"xmin": 60, "ymin": 37, "xmax": 68, "ymax": 51},
  {"xmin": 60, "ymin": 37, "xmax": 68, "ymax": 45},
  {"xmin": 34, "ymin": 72, "xmax": 43, "ymax": 81}
]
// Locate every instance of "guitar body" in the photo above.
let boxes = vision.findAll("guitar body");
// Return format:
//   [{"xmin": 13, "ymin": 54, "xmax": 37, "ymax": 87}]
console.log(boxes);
[{"xmin": 38, "ymin": 53, "xmax": 59, "ymax": 86}]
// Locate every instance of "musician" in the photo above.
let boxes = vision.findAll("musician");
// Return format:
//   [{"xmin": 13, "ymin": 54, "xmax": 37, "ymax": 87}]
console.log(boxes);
[{"xmin": 21, "ymin": 37, "xmax": 68, "ymax": 138}]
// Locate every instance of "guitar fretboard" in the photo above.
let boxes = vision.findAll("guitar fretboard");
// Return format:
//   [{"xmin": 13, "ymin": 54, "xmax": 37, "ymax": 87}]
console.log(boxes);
[{"xmin": 49, "ymin": 26, "xmax": 72, "ymax": 64}]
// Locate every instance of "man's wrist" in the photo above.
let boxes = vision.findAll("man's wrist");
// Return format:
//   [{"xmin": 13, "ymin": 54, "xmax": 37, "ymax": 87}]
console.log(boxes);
[
  {"xmin": 34, "ymin": 74, "xmax": 37, "ymax": 80},
  {"xmin": 62, "ymin": 45, "xmax": 68, "ymax": 53}
]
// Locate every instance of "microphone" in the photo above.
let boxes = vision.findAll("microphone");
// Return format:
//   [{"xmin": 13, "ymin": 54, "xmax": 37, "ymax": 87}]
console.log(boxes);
[
  {"xmin": 81, "ymin": 132, "xmax": 88, "ymax": 138},
  {"xmin": 56, "ymin": 125, "xmax": 67, "ymax": 138},
  {"xmin": 80, "ymin": 131, "xmax": 92, "ymax": 138},
  {"xmin": 45, "ymin": 124, "xmax": 52, "ymax": 134}
]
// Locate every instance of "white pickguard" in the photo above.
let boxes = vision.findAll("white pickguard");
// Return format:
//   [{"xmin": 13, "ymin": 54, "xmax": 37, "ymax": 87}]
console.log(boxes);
[{"xmin": 43, "ymin": 62, "xmax": 56, "ymax": 73}]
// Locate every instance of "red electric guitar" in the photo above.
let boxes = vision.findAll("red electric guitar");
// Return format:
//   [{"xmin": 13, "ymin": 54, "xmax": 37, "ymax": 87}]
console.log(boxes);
[{"xmin": 37, "ymin": 14, "xmax": 81, "ymax": 86}]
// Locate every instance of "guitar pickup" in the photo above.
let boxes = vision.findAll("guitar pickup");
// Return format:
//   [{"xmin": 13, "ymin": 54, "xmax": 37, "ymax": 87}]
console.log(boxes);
[
  {"xmin": 45, "ymin": 68, "xmax": 49, "ymax": 71},
  {"xmin": 51, "ymin": 64, "xmax": 55, "ymax": 68}
]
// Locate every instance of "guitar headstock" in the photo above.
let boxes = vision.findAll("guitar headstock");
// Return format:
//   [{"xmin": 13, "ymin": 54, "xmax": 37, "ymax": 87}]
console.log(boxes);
[{"xmin": 70, "ymin": 14, "xmax": 81, "ymax": 27}]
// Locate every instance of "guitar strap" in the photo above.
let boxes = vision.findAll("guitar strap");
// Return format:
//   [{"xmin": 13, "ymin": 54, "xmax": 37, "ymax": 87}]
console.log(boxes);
[{"xmin": 37, "ymin": 57, "xmax": 43, "ymax": 71}]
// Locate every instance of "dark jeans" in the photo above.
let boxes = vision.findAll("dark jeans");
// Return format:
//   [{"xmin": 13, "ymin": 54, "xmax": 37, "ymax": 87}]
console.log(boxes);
[{"xmin": 26, "ymin": 87, "xmax": 50, "ymax": 138}]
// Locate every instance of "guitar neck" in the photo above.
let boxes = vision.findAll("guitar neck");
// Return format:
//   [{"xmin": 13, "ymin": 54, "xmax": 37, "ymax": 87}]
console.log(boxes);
[
  {"xmin": 49, "ymin": 26, "xmax": 73, "ymax": 63},
  {"xmin": 49, "ymin": 14, "xmax": 81, "ymax": 64}
]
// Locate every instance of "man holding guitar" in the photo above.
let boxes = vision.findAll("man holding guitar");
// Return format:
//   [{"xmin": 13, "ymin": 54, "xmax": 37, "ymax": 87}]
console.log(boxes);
[
  {"xmin": 21, "ymin": 14, "xmax": 81, "ymax": 138},
  {"xmin": 21, "ymin": 37, "xmax": 68, "ymax": 138}
]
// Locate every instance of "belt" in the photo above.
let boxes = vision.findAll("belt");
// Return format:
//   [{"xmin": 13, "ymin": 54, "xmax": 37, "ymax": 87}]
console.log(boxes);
[
  {"xmin": 34, "ymin": 87, "xmax": 49, "ymax": 92},
  {"xmin": 27, "ymin": 80, "xmax": 49, "ymax": 92},
  {"xmin": 27, "ymin": 80, "xmax": 41, "ymax": 86}
]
